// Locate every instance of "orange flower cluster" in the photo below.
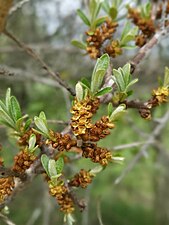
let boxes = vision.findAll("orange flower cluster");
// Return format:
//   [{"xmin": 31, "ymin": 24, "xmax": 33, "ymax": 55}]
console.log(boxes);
[
  {"xmin": 86, "ymin": 19, "xmax": 118, "ymax": 59},
  {"xmin": 0, "ymin": 177, "xmax": 14, "ymax": 203},
  {"xmin": 49, "ymin": 182, "xmax": 74, "ymax": 213},
  {"xmin": 46, "ymin": 131, "xmax": 77, "ymax": 151},
  {"xmin": 81, "ymin": 116, "xmax": 115, "ymax": 142},
  {"xmin": 69, "ymin": 169, "xmax": 94, "ymax": 188},
  {"xmin": 82, "ymin": 143, "xmax": 112, "ymax": 166},
  {"xmin": 70, "ymin": 97, "xmax": 100, "ymax": 137},
  {"xmin": 105, "ymin": 40, "xmax": 122, "ymax": 58},
  {"xmin": 128, "ymin": 7, "xmax": 155, "ymax": 47},
  {"xmin": 139, "ymin": 87, "xmax": 169, "ymax": 120},
  {"xmin": 13, "ymin": 149, "xmax": 36, "ymax": 173},
  {"xmin": 152, "ymin": 87, "xmax": 169, "ymax": 105}
]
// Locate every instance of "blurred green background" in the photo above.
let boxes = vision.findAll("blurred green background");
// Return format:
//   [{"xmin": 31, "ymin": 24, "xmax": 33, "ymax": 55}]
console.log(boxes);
[{"xmin": 0, "ymin": 0, "xmax": 169, "ymax": 225}]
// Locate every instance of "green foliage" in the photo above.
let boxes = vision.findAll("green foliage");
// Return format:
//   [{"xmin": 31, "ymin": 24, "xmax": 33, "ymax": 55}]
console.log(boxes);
[
  {"xmin": 71, "ymin": 40, "xmax": 87, "ymax": 50},
  {"xmin": 108, "ymin": 103, "xmax": 126, "ymax": 122},
  {"xmin": 75, "ymin": 82, "xmax": 84, "ymax": 102},
  {"xmin": 120, "ymin": 22, "xmax": 138, "ymax": 48},
  {"xmin": 91, "ymin": 53, "xmax": 110, "ymax": 95},
  {"xmin": 112, "ymin": 63, "xmax": 138, "ymax": 101},
  {"xmin": 34, "ymin": 111, "xmax": 49, "ymax": 138},
  {"xmin": 140, "ymin": 2, "xmax": 151, "ymax": 19},
  {"xmin": 0, "ymin": 88, "xmax": 30, "ymax": 135},
  {"xmin": 41, "ymin": 154, "xmax": 64, "ymax": 184},
  {"xmin": 28, "ymin": 134, "xmax": 38, "ymax": 153}
]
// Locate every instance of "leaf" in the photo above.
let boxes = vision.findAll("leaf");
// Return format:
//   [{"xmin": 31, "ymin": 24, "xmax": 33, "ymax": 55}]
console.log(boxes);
[
  {"xmin": 121, "ymin": 45, "xmax": 137, "ymax": 49},
  {"xmin": 90, "ymin": 165, "xmax": 103, "ymax": 175},
  {"xmin": 102, "ymin": 0, "xmax": 110, "ymax": 13},
  {"xmin": 15, "ymin": 117, "xmax": 24, "ymax": 131},
  {"xmin": 77, "ymin": 9, "xmax": 90, "ymax": 26},
  {"xmin": 113, "ymin": 69, "xmax": 125, "ymax": 91},
  {"xmin": 75, "ymin": 82, "xmax": 84, "ymax": 102},
  {"xmin": 122, "ymin": 63, "xmax": 131, "ymax": 85},
  {"xmin": 39, "ymin": 111, "xmax": 47, "ymax": 122},
  {"xmin": 109, "ymin": 6, "xmax": 118, "ymax": 20},
  {"xmin": 48, "ymin": 159, "xmax": 57, "ymax": 178},
  {"xmin": 0, "ymin": 100, "xmax": 8, "ymax": 114},
  {"xmin": 121, "ymin": 22, "xmax": 131, "ymax": 41},
  {"xmin": 95, "ymin": 87, "xmax": 112, "ymax": 96},
  {"xmin": 5, "ymin": 88, "xmax": 11, "ymax": 112},
  {"xmin": 93, "ymin": 16, "xmax": 107, "ymax": 27},
  {"xmin": 80, "ymin": 77, "xmax": 90, "ymax": 89},
  {"xmin": 24, "ymin": 118, "xmax": 32, "ymax": 131},
  {"xmin": 126, "ymin": 78, "xmax": 138, "ymax": 90},
  {"xmin": 41, "ymin": 154, "xmax": 50, "ymax": 177},
  {"xmin": 71, "ymin": 40, "xmax": 87, "ymax": 50},
  {"xmin": 55, "ymin": 157, "xmax": 64, "ymax": 174},
  {"xmin": 34, "ymin": 116, "xmax": 49, "ymax": 137},
  {"xmin": 10, "ymin": 96, "xmax": 22, "ymax": 121},
  {"xmin": 0, "ymin": 109, "xmax": 15, "ymax": 129},
  {"xmin": 108, "ymin": 102, "xmax": 113, "ymax": 118},
  {"xmin": 28, "ymin": 134, "xmax": 36, "ymax": 151},
  {"xmin": 109, "ymin": 104, "xmax": 126, "ymax": 122},
  {"xmin": 91, "ymin": 53, "xmax": 110, "ymax": 94},
  {"xmin": 164, "ymin": 67, "xmax": 169, "ymax": 87}
]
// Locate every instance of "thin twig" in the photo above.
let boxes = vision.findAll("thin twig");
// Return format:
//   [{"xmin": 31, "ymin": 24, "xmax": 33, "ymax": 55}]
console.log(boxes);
[
  {"xmin": 130, "ymin": 27, "xmax": 169, "ymax": 73},
  {"xmin": 96, "ymin": 198, "xmax": 104, "ymax": 225},
  {"xmin": 0, "ymin": 213, "xmax": 16, "ymax": 225},
  {"xmin": 114, "ymin": 110, "xmax": 169, "ymax": 185},
  {"xmin": 113, "ymin": 141, "xmax": 153, "ymax": 151},
  {"xmin": 9, "ymin": 0, "xmax": 31, "ymax": 15},
  {"xmin": 3, "ymin": 29, "xmax": 75, "ymax": 96}
]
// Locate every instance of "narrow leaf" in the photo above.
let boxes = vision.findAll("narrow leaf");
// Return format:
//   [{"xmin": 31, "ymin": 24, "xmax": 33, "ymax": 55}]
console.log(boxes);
[
  {"xmin": 109, "ymin": 104, "xmax": 126, "ymax": 122},
  {"xmin": 95, "ymin": 87, "xmax": 112, "ymax": 96},
  {"xmin": 34, "ymin": 117, "xmax": 49, "ymax": 137},
  {"xmin": 29, "ymin": 134, "xmax": 36, "ymax": 151},
  {"xmin": 71, "ymin": 40, "xmax": 87, "ymax": 50},
  {"xmin": 10, "ymin": 96, "xmax": 22, "ymax": 121},
  {"xmin": 77, "ymin": 9, "xmax": 90, "ymax": 26},
  {"xmin": 91, "ymin": 54, "xmax": 110, "ymax": 94},
  {"xmin": 5, "ymin": 88, "xmax": 11, "ymax": 112},
  {"xmin": 109, "ymin": 6, "xmax": 118, "ymax": 20},
  {"xmin": 41, "ymin": 154, "xmax": 50, "ymax": 177},
  {"xmin": 48, "ymin": 159, "xmax": 57, "ymax": 178},
  {"xmin": 55, "ymin": 157, "xmax": 64, "ymax": 174},
  {"xmin": 75, "ymin": 82, "xmax": 84, "ymax": 102},
  {"xmin": 0, "ymin": 109, "xmax": 16, "ymax": 129},
  {"xmin": 108, "ymin": 102, "xmax": 113, "ymax": 118}
]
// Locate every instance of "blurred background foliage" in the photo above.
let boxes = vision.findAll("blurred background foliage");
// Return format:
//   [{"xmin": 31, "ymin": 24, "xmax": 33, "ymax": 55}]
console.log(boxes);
[{"xmin": 0, "ymin": 0, "xmax": 169, "ymax": 225}]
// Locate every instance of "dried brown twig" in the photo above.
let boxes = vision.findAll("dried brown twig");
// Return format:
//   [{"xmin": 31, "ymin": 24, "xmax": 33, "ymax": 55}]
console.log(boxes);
[{"xmin": 3, "ymin": 29, "xmax": 75, "ymax": 96}]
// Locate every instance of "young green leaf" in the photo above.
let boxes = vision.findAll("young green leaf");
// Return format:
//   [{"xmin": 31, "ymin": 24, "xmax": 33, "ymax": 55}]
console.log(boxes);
[
  {"xmin": 75, "ymin": 82, "xmax": 84, "ymax": 102},
  {"xmin": 108, "ymin": 102, "xmax": 113, "ymax": 118},
  {"xmin": 41, "ymin": 154, "xmax": 50, "ymax": 177},
  {"xmin": 0, "ymin": 109, "xmax": 16, "ymax": 129},
  {"xmin": 109, "ymin": 104, "xmax": 126, "ymax": 122},
  {"xmin": 5, "ymin": 88, "xmax": 11, "ymax": 112},
  {"xmin": 81, "ymin": 77, "xmax": 90, "ymax": 89},
  {"xmin": 10, "ymin": 96, "xmax": 22, "ymax": 121},
  {"xmin": 24, "ymin": 118, "xmax": 32, "ymax": 132},
  {"xmin": 95, "ymin": 87, "xmax": 112, "ymax": 97},
  {"xmin": 28, "ymin": 134, "xmax": 36, "ymax": 151},
  {"xmin": 91, "ymin": 54, "xmax": 110, "ymax": 94},
  {"xmin": 55, "ymin": 157, "xmax": 64, "ymax": 174},
  {"xmin": 71, "ymin": 40, "xmax": 87, "ymax": 50},
  {"xmin": 34, "ymin": 116, "xmax": 49, "ymax": 137},
  {"xmin": 77, "ymin": 9, "xmax": 90, "ymax": 26},
  {"xmin": 109, "ymin": 6, "xmax": 118, "ymax": 20},
  {"xmin": 48, "ymin": 159, "xmax": 57, "ymax": 178},
  {"xmin": 93, "ymin": 16, "xmax": 107, "ymax": 27}
]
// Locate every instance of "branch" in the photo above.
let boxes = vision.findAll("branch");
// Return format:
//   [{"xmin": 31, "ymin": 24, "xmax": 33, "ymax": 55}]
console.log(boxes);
[
  {"xmin": 3, "ymin": 29, "xmax": 75, "ymax": 96},
  {"xmin": 9, "ymin": 0, "xmax": 31, "ymax": 15},
  {"xmin": 0, "ymin": 212, "xmax": 16, "ymax": 225},
  {"xmin": 114, "ymin": 110, "xmax": 169, "ymax": 184},
  {"xmin": 130, "ymin": 26, "xmax": 169, "ymax": 73}
]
